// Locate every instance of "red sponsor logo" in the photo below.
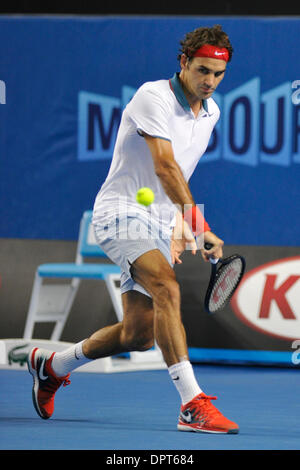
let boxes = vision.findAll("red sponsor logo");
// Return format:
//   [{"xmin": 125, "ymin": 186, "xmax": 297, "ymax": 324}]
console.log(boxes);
[{"xmin": 231, "ymin": 256, "xmax": 300, "ymax": 341}]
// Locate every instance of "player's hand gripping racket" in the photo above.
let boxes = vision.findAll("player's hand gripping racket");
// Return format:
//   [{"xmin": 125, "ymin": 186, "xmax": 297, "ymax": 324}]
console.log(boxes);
[{"xmin": 204, "ymin": 243, "xmax": 246, "ymax": 314}]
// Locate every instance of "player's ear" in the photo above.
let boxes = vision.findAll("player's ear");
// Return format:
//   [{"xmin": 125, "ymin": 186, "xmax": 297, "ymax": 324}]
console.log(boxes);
[{"xmin": 180, "ymin": 54, "xmax": 190, "ymax": 70}]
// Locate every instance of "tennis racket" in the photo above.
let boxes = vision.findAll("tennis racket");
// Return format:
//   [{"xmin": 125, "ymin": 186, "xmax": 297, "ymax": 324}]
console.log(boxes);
[{"xmin": 204, "ymin": 243, "xmax": 246, "ymax": 314}]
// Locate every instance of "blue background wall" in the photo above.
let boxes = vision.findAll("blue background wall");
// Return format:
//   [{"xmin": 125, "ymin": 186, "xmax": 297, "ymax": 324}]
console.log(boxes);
[{"xmin": 0, "ymin": 16, "xmax": 299, "ymax": 245}]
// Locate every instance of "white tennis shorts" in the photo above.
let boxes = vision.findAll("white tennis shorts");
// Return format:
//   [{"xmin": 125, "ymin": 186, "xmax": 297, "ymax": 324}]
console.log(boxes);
[{"xmin": 93, "ymin": 215, "xmax": 173, "ymax": 298}]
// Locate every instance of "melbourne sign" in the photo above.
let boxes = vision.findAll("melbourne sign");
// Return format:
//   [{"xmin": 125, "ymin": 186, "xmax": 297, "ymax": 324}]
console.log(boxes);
[{"xmin": 78, "ymin": 78, "xmax": 300, "ymax": 166}]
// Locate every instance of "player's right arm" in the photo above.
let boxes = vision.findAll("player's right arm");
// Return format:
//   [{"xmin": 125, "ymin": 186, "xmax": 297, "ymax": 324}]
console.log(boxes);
[
  {"xmin": 143, "ymin": 134, "xmax": 224, "ymax": 260},
  {"xmin": 128, "ymin": 88, "xmax": 193, "ymax": 210},
  {"xmin": 129, "ymin": 86, "xmax": 223, "ymax": 259},
  {"xmin": 143, "ymin": 134, "xmax": 194, "ymax": 213}
]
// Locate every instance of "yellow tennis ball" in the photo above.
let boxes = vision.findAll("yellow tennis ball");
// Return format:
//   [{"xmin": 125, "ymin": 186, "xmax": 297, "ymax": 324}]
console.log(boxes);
[{"xmin": 136, "ymin": 187, "xmax": 155, "ymax": 206}]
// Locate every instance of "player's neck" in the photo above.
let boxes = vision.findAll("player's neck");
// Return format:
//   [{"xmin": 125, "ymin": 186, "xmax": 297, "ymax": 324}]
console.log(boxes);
[
  {"xmin": 185, "ymin": 92, "xmax": 203, "ymax": 118},
  {"xmin": 189, "ymin": 99, "xmax": 203, "ymax": 118},
  {"xmin": 178, "ymin": 73, "xmax": 202, "ymax": 117}
]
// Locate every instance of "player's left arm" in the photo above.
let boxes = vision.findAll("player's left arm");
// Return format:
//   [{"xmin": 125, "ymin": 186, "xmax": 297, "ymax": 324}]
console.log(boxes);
[
  {"xmin": 171, "ymin": 212, "xmax": 224, "ymax": 264},
  {"xmin": 171, "ymin": 211, "xmax": 197, "ymax": 264}
]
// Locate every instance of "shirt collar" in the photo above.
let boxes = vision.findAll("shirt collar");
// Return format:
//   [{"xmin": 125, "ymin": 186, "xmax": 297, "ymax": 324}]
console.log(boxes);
[{"xmin": 169, "ymin": 72, "xmax": 209, "ymax": 113}]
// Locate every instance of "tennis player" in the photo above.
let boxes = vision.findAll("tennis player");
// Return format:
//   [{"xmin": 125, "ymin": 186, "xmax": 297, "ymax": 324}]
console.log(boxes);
[{"xmin": 28, "ymin": 25, "xmax": 239, "ymax": 434}]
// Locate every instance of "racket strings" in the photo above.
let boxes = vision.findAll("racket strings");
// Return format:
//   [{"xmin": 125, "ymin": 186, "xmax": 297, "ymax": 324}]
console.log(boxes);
[{"xmin": 209, "ymin": 258, "xmax": 243, "ymax": 312}]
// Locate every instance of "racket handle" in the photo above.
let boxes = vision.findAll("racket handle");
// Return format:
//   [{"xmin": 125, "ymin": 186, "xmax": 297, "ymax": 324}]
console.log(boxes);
[{"xmin": 204, "ymin": 243, "xmax": 219, "ymax": 264}]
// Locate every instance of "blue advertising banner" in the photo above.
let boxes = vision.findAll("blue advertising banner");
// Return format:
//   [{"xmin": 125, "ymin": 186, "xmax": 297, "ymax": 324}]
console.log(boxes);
[{"xmin": 0, "ymin": 15, "xmax": 299, "ymax": 244}]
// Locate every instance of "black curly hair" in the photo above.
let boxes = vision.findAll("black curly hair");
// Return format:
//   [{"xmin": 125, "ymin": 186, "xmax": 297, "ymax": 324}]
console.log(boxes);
[{"xmin": 178, "ymin": 25, "xmax": 233, "ymax": 62}]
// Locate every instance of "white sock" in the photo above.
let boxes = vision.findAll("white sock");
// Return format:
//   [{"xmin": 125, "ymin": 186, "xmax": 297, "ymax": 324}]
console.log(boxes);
[
  {"xmin": 51, "ymin": 340, "xmax": 92, "ymax": 377},
  {"xmin": 168, "ymin": 360, "xmax": 202, "ymax": 405}
]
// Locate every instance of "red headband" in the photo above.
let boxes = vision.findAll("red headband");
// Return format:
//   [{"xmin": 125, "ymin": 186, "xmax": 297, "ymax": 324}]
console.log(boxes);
[{"xmin": 193, "ymin": 44, "xmax": 229, "ymax": 62}]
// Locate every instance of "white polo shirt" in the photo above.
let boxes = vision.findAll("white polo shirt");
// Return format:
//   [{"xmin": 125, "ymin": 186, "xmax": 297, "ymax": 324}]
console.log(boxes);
[{"xmin": 93, "ymin": 73, "xmax": 220, "ymax": 236}]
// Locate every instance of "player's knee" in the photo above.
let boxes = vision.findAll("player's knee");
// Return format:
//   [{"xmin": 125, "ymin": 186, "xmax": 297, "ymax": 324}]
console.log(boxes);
[
  {"xmin": 125, "ymin": 331, "xmax": 154, "ymax": 352},
  {"xmin": 135, "ymin": 337, "xmax": 155, "ymax": 352},
  {"xmin": 122, "ymin": 321, "xmax": 154, "ymax": 352}
]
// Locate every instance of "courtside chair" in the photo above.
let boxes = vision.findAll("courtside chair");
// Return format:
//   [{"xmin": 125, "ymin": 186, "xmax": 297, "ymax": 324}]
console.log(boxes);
[{"xmin": 23, "ymin": 210, "xmax": 122, "ymax": 342}]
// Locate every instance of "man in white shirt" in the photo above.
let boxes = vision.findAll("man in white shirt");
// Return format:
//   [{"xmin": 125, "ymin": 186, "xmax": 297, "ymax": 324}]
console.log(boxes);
[{"xmin": 28, "ymin": 25, "xmax": 239, "ymax": 434}]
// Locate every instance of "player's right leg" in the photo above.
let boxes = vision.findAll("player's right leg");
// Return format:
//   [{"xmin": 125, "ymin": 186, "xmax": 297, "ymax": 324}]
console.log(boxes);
[
  {"xmin": 129, "ymin": 248, "xmax": 187, "ymax": 367},
  {"xmin": 129, "ymin": 249, "xmax": 239, "ymax": 434}
]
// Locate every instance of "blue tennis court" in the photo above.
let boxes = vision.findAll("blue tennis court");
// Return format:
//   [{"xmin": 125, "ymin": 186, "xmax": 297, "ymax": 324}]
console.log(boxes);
[{"xmin": 1, "ymin": 364, "xmax": 299, "ymax": 450}]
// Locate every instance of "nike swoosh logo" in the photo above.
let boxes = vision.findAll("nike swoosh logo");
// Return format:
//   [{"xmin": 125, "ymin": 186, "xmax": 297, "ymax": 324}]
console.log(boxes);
[
  {"xmin": 38, "ymin": 358, "xmax": 49, "ymax": 381},
  {"xmin": 172, "ymin": 376, "xmax": 180, "ymax": 381},
  {"xmin": 215, "ymin": 51, "xmax": 225, "ymax": 56},
  {"xmin": 180, "ymin": 411, "xmax": 192, "ymax": 423}
]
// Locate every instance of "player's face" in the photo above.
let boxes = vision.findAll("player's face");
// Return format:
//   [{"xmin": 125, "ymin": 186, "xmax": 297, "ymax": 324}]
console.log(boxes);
[{"xmin": 180, "ymin": 55, "xmax": 226, "ymax": 100}]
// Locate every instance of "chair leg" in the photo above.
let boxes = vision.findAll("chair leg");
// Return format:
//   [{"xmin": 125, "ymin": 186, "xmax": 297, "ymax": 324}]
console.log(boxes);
[
  {"xmin": 24, "ymin": 274, "xmax": 81, "ymax": 342},
  {"xmin": 50, "ymin": 278, "xmax": 80, "ymax": 341},
  {"xmin": 105, "ymin": 274, "xmax": 124, "ymax": 322},
  {"xmin": 23, "ymin": 272, "xmax": 42, "ymax": 339}
]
